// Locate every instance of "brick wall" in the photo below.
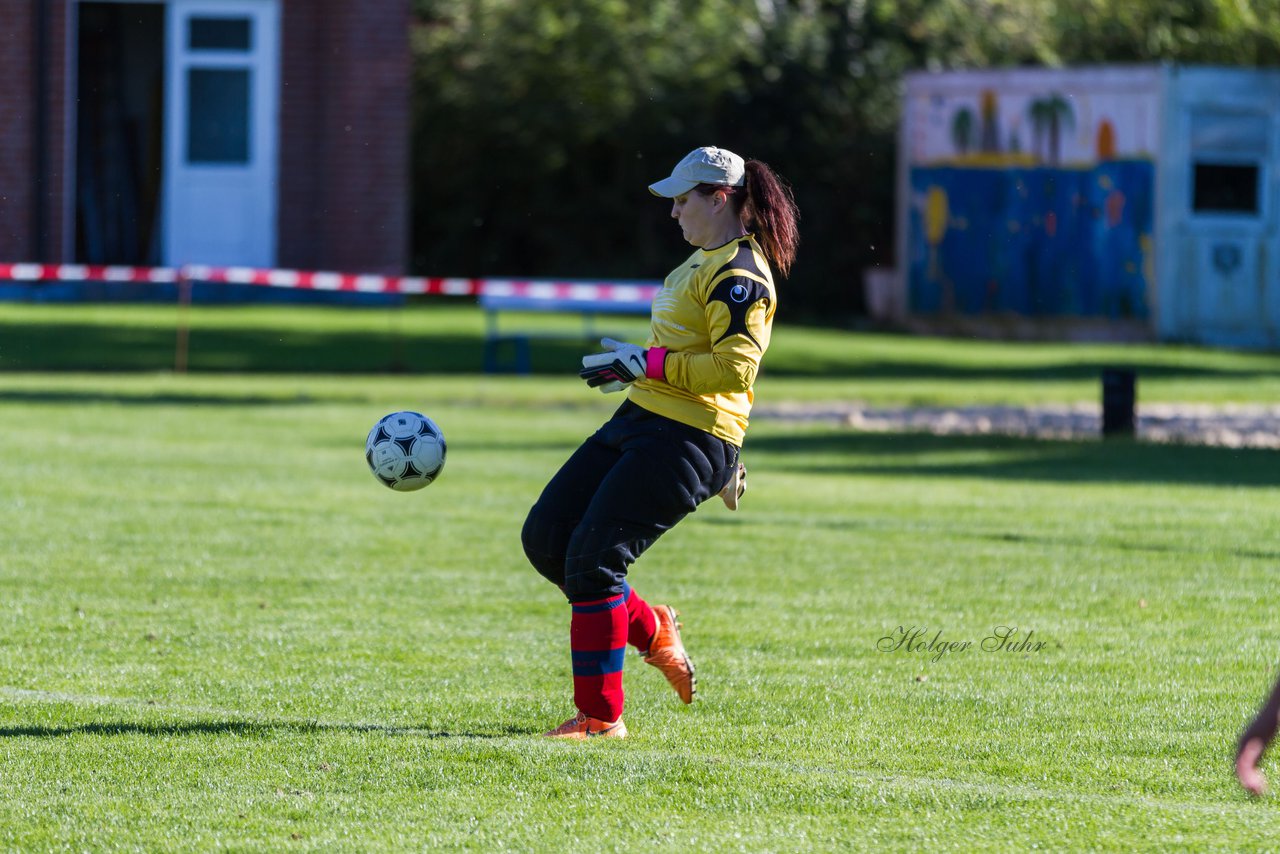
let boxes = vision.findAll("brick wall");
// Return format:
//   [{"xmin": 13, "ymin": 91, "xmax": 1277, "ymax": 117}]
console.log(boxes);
[
  {"xmin": 278, "ymin": 0, "xmax": 411, "ymax": 274},
  {"xmin": 45, "ymin": 0, "xmax": 69, "ymax": 261},
  {"xmin": 0, "ymin": 0, "xmax": 70, "ymax": 263},
  {"xmin": 1, "ymin": 0, "xmax": 409, "ymax": 272},
  {"xmin": 0, "ymin": 0, "xmax": 36, "ymax": 260}
]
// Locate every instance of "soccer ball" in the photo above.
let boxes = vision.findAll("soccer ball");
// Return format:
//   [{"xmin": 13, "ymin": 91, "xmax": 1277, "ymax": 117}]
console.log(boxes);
[{"xmin": 365, "ymin": 411, "xmax": 446, "ymax": 491}]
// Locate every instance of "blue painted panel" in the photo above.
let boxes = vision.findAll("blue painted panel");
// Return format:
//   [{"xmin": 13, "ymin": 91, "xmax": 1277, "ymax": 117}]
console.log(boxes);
[{"xmin": 907, "ymin": 161, "xmax": 1154, "ymax": 318}]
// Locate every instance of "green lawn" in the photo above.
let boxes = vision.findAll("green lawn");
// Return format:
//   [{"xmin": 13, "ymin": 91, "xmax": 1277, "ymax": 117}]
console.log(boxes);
[
  {"xmin": 0, "ymin": 308, "xmax": 1278, "ymax": 849},
  {"xmin": 3, "ymin": 301, "xmax": 1280, "ymax": 403}
]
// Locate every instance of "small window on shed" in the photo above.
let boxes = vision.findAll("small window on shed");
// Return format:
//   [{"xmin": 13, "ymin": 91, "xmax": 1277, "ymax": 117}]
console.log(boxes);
[
  {"xmin": 1192, "ymin": 163, "xmax": 1260, "ymax": 215},
  {"xmin": 189, "ymin": 17, "xmax": 251, "ymax": 51}
]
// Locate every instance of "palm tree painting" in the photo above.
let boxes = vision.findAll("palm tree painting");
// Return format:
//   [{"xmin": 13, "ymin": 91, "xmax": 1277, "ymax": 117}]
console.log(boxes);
[
  {"xmin": 1028, "ymin": 93, "xmax": 1076, "ymax": 164},
  {"xmin": 951, "ymin": 107, "xmax": 975, "ymax": 156}
]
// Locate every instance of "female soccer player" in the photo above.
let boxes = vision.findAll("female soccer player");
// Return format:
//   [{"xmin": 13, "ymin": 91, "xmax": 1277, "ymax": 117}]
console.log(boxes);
[{"xmin": 521, "ymin": 146, "xmax": 800, "ymax": 739}]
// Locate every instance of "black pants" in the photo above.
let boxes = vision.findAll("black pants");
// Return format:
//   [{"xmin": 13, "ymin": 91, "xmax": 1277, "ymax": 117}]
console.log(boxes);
[{"xmin": 522, "ymin": 400, "xmax": 740, "ymax": 603}]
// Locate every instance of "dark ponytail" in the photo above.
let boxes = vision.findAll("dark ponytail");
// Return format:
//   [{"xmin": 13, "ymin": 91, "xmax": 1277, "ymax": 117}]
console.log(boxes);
[
  {"xmin": 694, "ymin": 158, "xmax": 800, "ymax": 277},
  {"xmin": 742, "ymin": 160, "xmax": 800, "ymax": 278}
]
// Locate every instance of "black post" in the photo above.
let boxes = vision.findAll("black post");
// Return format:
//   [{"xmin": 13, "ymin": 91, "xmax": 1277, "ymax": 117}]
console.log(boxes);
[{"xmin": 1101, "ymin": 368, "xmax": 1136, "ymax": 438}]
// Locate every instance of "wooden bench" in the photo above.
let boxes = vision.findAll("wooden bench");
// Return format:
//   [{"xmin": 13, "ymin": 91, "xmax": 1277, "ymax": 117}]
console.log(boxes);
[{"xmin": 479, "ymin": 281, "xmax": 660, "ymax": 373}]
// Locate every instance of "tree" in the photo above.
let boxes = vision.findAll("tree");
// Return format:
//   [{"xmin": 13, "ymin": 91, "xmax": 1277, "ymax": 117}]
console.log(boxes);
[
  {"xmin": 409, "ymin": 0, "xmax": 1280, "ymax": 321},
  {"xmin": 1049, "ymin": 0, "xmax": 1280, "ymax": 65},
  {"xmin": 1029, "ymin": 93, "xmax": 1074, "ymax": 164},
  {"xmin": 410, "ymin": 0, "xmax": 758, "ymax": 280}
]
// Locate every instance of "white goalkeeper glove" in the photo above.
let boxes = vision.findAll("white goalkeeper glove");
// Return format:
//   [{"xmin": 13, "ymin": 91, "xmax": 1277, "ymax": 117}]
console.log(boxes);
[{"xmin": 579, "ymin": 337, "xmax": 667, "ymax": 393}]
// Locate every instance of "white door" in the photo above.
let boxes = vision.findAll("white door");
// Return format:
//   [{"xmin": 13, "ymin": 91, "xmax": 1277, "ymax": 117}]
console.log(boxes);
[
  {"xmin": 163, "ymin": 0, "xmax": 278, "ymax": 267},
  {"xmin": 1169, "ymin": 70, "xmax": 1280, "ymax": 346},
  {"xmin": 1183, "ymin": 110, "xmax": 1274, "ymax": 342}
]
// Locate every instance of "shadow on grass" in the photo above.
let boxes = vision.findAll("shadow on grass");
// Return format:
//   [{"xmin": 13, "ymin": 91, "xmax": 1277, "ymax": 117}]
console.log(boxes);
[
  {"xmin": 0, "ymin": 390, "xmax": 363, "ymax": 407},
  {"xmin": 4, "ymin": 317, "xmax": 1278, "ymax": 380},
  {"xmin": 969, "ymin": 530, "xmax": 1280, "ymax": 561},
  {"xmin": 0, "ymin": 719, "xmax": 534, "ymax": 739},
  {"xmin": 0, "ymin": 324, "xmax": 592, "ymax": 374},
  {"xmin": 746, "ymin": 430, "xmax": 1280, "ymax": 488},
  {"xmin": 697, "ymin": 502, "xmax": 1280, "ymax": 559}
]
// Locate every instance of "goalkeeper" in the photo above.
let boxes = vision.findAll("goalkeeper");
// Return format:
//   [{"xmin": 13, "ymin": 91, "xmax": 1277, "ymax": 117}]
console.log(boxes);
[{"xmin": 522, "ymin": 146, "xmax": 800, "ymax": 740}]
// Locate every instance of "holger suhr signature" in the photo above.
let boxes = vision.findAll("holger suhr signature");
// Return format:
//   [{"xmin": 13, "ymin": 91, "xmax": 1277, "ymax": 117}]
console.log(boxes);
[{"xmin": 877, "ymin": 625, "xmax": 1051, "ymax": 663}]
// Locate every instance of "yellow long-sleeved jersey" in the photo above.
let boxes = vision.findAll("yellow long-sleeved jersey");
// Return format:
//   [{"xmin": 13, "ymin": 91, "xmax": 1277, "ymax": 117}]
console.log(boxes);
[{"xmin": 628, "ymin": 234, "xmax": 776, "ymax": 446}]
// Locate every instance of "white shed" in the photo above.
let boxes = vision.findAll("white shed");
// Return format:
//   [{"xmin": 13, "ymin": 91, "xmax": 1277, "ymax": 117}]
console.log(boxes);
[{"xmin": 897, "ymin": 65, "xmax": 1280, "ymax": 347}]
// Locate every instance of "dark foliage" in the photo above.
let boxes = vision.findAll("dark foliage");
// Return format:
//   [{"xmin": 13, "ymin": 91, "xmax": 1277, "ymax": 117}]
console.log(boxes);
[{"xmin": 409, "ymin": 0, "xmax": 1280, "ymax": 322}]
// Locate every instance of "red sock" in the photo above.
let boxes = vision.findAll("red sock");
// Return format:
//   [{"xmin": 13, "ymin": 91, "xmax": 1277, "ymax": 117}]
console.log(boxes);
[
  {"xmin": 570, "ymin": 594, "xmax": 627, "ymax": 722},
  {"xmin": 622, "ymin": 582, "xmax": 658, "ymax": 652}
]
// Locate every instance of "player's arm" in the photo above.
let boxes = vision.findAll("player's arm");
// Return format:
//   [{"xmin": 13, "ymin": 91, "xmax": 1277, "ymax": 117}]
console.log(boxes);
[
  {"xmin": 1237, "ymin": 669, "xmax": 1280, "ymax": 795},
  {"xmin": 659, "ymin": 274, "xmax": 773, "ymax": 396}
]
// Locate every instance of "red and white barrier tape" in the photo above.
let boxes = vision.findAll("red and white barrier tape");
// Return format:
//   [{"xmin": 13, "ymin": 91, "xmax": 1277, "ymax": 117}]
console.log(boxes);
[{"xmin": 0, "ymin": 263, "xmax": 659, "ymax": 304}]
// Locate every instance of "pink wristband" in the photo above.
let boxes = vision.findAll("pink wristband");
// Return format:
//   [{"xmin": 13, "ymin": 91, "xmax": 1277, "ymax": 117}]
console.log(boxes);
[{"xmin": 645, "ymin": 347, "xmax": 668, "ymax": 380}]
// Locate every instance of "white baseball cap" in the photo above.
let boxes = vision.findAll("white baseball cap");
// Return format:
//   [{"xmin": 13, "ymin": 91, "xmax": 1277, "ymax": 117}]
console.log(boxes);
[{"xmin": 648, "ymin": 146, "xmax": 746, "ymax": 197}]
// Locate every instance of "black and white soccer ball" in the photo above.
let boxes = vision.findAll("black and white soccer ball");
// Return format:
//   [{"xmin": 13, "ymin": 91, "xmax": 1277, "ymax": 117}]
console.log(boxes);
[{"xmin": 365, "ymin": 411, "xmax": 446, "ymax": 491}]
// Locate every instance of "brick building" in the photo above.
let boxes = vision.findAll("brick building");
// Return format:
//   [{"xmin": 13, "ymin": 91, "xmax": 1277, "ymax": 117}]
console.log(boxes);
[{"xmin": 0, "ymin": 0, "xmax": 410, "ymax": 275}]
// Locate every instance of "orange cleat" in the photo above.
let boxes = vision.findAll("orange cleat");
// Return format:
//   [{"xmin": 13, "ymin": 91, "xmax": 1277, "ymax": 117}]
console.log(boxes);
[
  {"xmin": 543, "ymin": 712, "xmax": 628, "ymax": 740},
  {"xmin": 719, "ymin": 462, "xmax": 746, "ymax": 510},
  {"xmin": 643, "ymin": 605, "xmax": 697, "ymax": 704}
]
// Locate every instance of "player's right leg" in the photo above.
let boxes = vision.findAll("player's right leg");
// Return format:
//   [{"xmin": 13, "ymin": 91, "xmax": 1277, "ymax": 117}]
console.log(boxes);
[
  {"xmin": 524, "ymin": 411, "xmax": 634, "ymax": 737},
  {"xmin": 521, "ymin": 430, "xmax": 621, "ymax": 589}
]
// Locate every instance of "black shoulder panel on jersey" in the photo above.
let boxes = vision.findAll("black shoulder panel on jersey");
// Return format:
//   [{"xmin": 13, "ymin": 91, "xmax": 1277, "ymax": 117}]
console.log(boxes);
[
  {"xmin": 709, "ymin": 274, "xmax": 771, "ymax": 348},
  {"xmin": 713, "ymin": 239, "xmax": 767, "ymax": 282}
]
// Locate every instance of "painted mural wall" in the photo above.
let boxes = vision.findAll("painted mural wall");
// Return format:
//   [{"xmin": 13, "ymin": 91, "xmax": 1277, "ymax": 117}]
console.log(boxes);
[{"xmin": 904, "ymin": 73, "xmax": 1159, "ymax": 318}]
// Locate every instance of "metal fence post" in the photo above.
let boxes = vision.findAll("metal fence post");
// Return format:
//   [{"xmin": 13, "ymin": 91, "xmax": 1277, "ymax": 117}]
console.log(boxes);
[{"xmin": 1101, "ymin": 368, "xmax": 1136, "ymax": 438}]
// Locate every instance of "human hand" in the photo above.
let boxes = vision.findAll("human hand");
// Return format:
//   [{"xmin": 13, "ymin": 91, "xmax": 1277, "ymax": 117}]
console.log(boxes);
[
  {"xmin": 1238, "ymin": 736, "xmax": 1269, "ymax": 796},
  {"xmin": 579, "ymin": 338, "xmax": 649, "ymax": 393}
]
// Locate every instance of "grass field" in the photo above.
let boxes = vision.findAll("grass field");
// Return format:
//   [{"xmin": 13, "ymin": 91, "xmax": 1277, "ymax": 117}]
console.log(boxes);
[
  {"xmin": 1, "ymin": 304, "xmax": 1279, "ymax": 849},
  {"xmin": 5, "ymin": 301, "xmax": 1280, "ymax": 403}
]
